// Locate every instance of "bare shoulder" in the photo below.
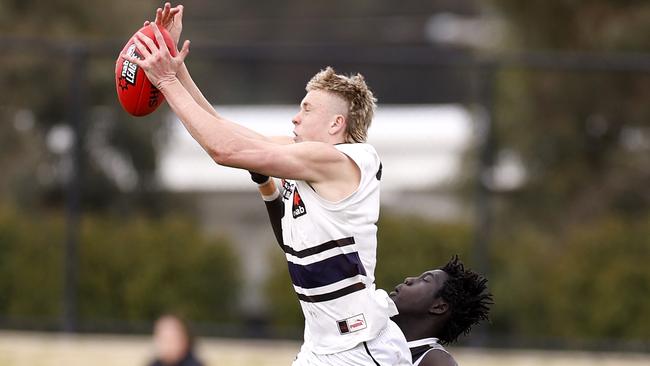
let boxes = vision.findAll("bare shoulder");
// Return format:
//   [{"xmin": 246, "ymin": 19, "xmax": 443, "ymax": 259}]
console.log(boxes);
[
  {"xmin": 278, "ymin": 141, "xmax": 351, "ymax": 165},
  {"xmin": 302, "ymin": 142, "xmax": 361, "ymax": 201},
  {"xmin": 418, "ymin": 349, "xmax": 457, "ymax": 366}
]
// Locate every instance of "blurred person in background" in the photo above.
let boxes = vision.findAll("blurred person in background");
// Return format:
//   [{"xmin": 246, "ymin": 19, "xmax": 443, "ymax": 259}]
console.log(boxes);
[
  {"xmin": 150, "ymin": 314, "xmax": 204, "ymax": 366},
  {"xmin": 130, "ymin": 3, "xmax": 412, "ymax": 365}
]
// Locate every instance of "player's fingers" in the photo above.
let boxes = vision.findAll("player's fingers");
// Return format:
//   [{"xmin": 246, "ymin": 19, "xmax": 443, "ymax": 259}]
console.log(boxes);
[
  {"xmin": 161, "ymin": 3, "xmax": 171, "ymax": 21},
  {"xmin": 132, "ymin": 37, "xmax": 152, "ymax": 59},
  {"xmin": 169, "ymin": 9, "xmax": 180, "ymax": 23},
  {"xmin": 175, "ymin": 5, "xmax": 184, "ymax": 25},
  {"xmin": 143, "ymin": 20, "xmax": 150, "ymax": 27},
  {"xmin": 150, "ymin": 24, "xmax": 170, "ymax": 56},
  {"xmin": 154, "ymin": 8, "xmax": 163, "ymax": 24},
  {"xmin": 177, "ymin": 40, "xmax": 190, "ymax": 63},
  {"xmin": 122, "ymin": 53, "xmax": 144, "ymax": 68},
  {"xmin": 135, "ymin": 32, "xmax": 157, "ymax": 54}
]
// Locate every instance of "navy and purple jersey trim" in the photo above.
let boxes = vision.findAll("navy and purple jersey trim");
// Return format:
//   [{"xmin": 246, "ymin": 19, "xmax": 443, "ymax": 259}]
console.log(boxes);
[{"xmin": 285, "ymin": 237, "xmax": 367, "ymax": 303}]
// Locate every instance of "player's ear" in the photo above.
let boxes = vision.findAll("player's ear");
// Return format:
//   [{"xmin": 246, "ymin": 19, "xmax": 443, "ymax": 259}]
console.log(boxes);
[
  {"xmin": 329, "ymin": 115, "xmax": 346, "ymax": 135},
  {"xmin": 428, "ymin": 298, "xmax": 449, "ymax": 315}
]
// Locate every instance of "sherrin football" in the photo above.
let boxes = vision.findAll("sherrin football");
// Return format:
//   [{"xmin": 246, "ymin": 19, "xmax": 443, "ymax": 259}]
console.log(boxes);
[{"xmin": 115, "ymin": 25, "xmax": 176, "ymax": 116}]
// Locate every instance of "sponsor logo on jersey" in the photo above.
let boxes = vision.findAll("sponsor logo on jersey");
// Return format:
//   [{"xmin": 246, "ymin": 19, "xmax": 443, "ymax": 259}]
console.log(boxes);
[
  {"xmin": 292, "ymin": 187, "xmax": 307, "ymax": 218},
  {"xmin": 281, "ymin": 179, "xmax": 293, "ymax": 200},
  {"xmin": 337, "ymin": 313, "xmax": 367, "ymax": 335}
]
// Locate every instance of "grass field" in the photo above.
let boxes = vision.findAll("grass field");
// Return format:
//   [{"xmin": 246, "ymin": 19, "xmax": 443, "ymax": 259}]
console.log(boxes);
[{"xmin": 0, "ymin": 331, "xmax": 648, "ymax": 366}]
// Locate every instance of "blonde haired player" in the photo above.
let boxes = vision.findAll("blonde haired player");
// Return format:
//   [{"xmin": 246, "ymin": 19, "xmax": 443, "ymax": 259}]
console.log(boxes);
[{"xmin": 128, "ymin": 3, "xmax": 411, "ymax": 365}]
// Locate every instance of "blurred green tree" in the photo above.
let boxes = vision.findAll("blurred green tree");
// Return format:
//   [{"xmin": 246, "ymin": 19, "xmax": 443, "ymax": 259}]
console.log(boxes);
[
  {"xmin": 374, "ymin": 212, "xmax": 473, "ymax": 290},
  {"xmin": 0, "ymin": 0, "xmax": 169, "ymax": 215},
  {"xmin": 486, "ymin": 0, "xmax": 650, "ymax": 227},
  {"xmin": 0, "ymin": 206, "xmax": 240, "ymax": 328},
  {"xmin": 482, "ymin": 0, "xmax": 650, "ymax": 343}
]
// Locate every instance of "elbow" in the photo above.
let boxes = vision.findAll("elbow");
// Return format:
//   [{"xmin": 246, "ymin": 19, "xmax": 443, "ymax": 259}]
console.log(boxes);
[
  {"xmin": 207, "ymin": 139, "xmax": 238, "ymax": 166},
  {"xmin": 208, "ymin": 147, "xmax": 232, "ymax": 166}
]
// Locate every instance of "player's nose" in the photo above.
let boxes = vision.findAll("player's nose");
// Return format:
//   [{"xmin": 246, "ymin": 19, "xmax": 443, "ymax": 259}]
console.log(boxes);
[{"xmin": 292, "ymin": 112, "xmax": 301, "ymax": 124}]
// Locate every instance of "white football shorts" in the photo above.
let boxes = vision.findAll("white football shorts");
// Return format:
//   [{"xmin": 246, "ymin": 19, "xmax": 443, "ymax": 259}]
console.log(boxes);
[{"xmin": 292, "ymin": 320, "xmax": 412, "ymax": 366}]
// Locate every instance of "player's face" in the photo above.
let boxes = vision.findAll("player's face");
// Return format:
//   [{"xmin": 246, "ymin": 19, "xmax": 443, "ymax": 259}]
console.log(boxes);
[
  {"xmin": 292, "ymin": 90, "xmax": 347, "ymax": 143},
  {"xmin": 389, "ymin": 269, "xmax": 449, "ymax": 315}
]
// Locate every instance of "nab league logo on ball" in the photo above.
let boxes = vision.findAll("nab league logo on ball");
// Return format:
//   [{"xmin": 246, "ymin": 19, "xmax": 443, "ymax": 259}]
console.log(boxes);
[{"xmin": 118, "ymin": 44, "xmax": 140, "ymax": 91}]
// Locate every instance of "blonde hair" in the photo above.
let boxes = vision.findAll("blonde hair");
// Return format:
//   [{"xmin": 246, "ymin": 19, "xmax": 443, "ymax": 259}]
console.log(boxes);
[{"xmin": 306, "ymin": 67, "xmax": 377, "ymax": 143}]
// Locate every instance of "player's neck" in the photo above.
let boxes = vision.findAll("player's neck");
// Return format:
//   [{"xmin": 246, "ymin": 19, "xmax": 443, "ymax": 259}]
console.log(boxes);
[
  {"xmin": 324, "ymin": 131, "xmax": 349, "ymax": 145},
  {"xmin": 393, "ymin": 314, "xmax": 443, "ymax": 342}
]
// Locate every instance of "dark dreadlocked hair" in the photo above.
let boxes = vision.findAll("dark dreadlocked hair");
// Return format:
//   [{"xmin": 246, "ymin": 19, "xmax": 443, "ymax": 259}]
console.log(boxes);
[{"xmin": 437, "ymin": 255, "xmax": 493, "ymax": 345}]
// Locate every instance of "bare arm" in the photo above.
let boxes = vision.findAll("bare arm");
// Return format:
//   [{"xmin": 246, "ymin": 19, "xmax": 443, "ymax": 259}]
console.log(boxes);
[
  {"xmin": 157, "ymin": 77, "xmax": 350, "ymax": 179},
  {"xmin": 148, "ymin": 4, "xmax": 218, "ymax": 119},
  {"xmin": 125, "ymin": 25, "xmax": 358, "ymax": 199},
  {"xmin": 177, "ymin": 62, "xmax": 218, "ymax": 118},
  {"xmin": 149, "ymin": 4, "xmax": 293, "ymax": 145},
  {"xmin": 177, "ymin": 63, "xmax": 294, "ymax": 145}
]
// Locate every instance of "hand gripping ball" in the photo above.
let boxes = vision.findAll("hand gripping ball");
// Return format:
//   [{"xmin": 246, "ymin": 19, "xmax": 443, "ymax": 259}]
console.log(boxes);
[{"xmin": 115, "ymin": 25, "xmax": 177, "ymax": 116}]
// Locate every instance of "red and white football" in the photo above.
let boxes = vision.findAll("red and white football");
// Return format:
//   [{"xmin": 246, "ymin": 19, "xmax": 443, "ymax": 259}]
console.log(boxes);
[{"xmin": 115, "ymin": 25, "xmax": 177, "ymax": 117}]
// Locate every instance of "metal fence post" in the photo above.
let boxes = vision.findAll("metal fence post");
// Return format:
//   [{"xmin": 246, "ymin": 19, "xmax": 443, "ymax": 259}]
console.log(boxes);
[
  {"xmin": 470, "ymin": 62, "xmax": 498, "ymax": 346},
  {"xmin": 62, "ymin": 44, "xmax": 87, "ymax": 333}
]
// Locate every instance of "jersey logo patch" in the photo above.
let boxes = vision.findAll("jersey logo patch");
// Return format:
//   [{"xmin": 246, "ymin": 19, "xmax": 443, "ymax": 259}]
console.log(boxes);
[
  {"xmin": 376, "ymin": 162, "xmax": 383, "ymax": 181},
  {"xmin": 281, "ymin": 179, "xmax": 293, "ymax": 200},
  {"xmin": 337, "ymin": 313, "xmax": 367, "ymax": 335},
  {"xmin": 292, "ymin": 187, "xmax": 307, "ymax": 218}
]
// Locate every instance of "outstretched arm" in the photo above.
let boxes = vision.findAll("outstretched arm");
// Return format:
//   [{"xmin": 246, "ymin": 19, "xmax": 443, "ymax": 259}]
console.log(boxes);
[
  {"xmin": 145, "ymin": 3, "xmax": 218, "ymax": 118},
  {"xmin": 123, "ymin": 24, "xmax": 358, "ymax": 195},
  {"xmin": 146, "ymin": 4, "xmax": 293, "ymax": 144}
]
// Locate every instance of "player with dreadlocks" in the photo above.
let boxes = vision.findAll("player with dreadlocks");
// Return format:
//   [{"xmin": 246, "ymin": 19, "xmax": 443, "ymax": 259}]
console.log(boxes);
[
  {"xmin": 389, "ymin": 256, "xmax": 493, "ymax": 366},
  {"xmin": 251, "ymin": 172, "xmax": 492, "ymax": 365}
]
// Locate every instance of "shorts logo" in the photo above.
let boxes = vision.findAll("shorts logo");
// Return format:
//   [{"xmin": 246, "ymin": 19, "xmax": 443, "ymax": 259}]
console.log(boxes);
[
  {"xmin": 337, "ymin": 314, "xmax": 367, "ymax": 335},
  {"xmin": 118, "ymin": 44, "xmax": 140, "ymax": 91},
  {"xmin": 292, "ymin": 187, "xmax": 307, "ymax": 218}
]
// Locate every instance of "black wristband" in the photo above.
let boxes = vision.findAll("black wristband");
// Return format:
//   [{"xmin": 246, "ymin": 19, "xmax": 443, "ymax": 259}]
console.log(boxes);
[{"xmin": 249, "ymin": 171, "xmax": 270, "ymax": 184}]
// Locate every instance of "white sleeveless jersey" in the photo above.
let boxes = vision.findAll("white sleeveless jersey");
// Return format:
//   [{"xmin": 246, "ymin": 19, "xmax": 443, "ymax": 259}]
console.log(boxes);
[
  {"xmin": 280, "ymin": 143, "xmax": 390, "ymax": 354},
  {"xmin": 408, "ymin": 338, "xmax": 452, "ymax": 366}
]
